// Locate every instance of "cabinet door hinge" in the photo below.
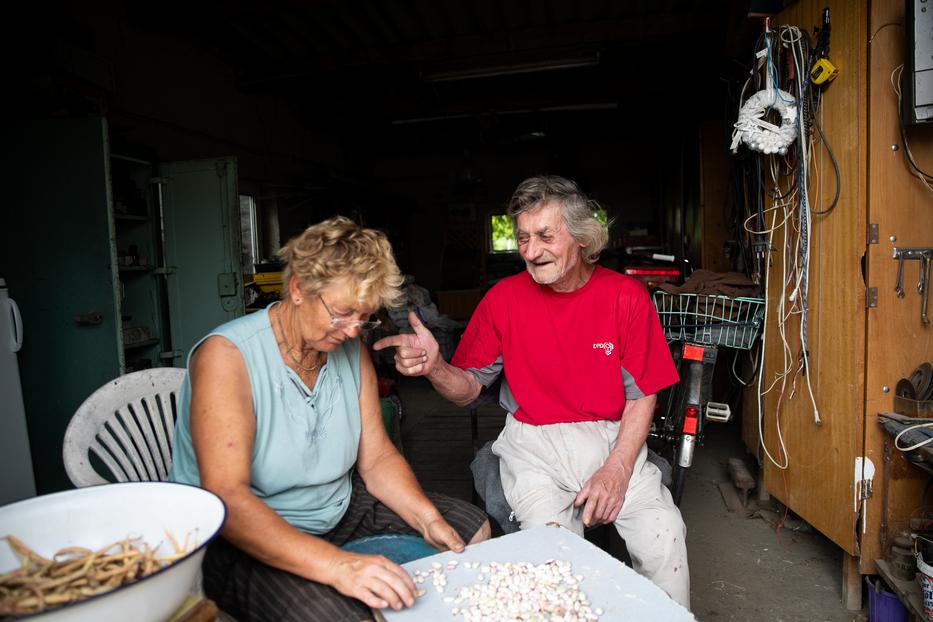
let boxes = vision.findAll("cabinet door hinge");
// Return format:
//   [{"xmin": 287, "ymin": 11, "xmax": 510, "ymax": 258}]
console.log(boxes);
[
  {"xmin": 854, "ymin": 457, "xmax": 875, "ymax": 502},
  {"xmin": 867, "ymin": 223, "xmax": 879, "ymax": 245},
  {"xmin": 854, "ymin": 457, "xmax": 876, "ymax": 537},
  {"xmin": 866, "ymin": 287, "xmax": 878, "ymax": 308}
]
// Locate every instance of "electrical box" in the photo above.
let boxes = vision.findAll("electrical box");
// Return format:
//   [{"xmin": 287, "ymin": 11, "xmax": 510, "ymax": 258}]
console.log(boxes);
[{"xmin": 904, "ymin": 0, "xmax": 933, "ymax": 124}]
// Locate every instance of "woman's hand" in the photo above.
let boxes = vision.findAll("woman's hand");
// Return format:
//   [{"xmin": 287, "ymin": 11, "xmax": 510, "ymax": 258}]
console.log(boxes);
[
  {"xmin": 327, "ymin": 551, "xmax": 418, "ymax": 611},
  {"xmin": 421, "ymin": 517, "xmax": 466, "ymax": 553}
]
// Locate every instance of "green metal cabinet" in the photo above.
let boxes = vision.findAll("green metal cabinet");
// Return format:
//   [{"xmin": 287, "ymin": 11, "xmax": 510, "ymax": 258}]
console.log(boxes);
[
  {"xmin": 159, "ymin": 158, "xmax": 244, "ymax": 364},
  {"xmin": 1, "ymin": 117, "xmax": 243, "ymax": 493}
]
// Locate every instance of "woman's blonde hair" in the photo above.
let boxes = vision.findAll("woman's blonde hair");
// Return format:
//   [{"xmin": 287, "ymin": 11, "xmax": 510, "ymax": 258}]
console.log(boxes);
[{"xmin": 276, "ymin": 216, "xmax": 404, "ymax": 308}]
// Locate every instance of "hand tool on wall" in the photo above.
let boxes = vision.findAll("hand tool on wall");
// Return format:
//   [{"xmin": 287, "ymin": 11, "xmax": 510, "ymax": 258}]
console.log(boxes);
[
  {"xmin": 921, "ymin": 252, "xmax": 931, "ymax": 325},
  {"xmin": 895, "ymin": 255, "xmax": 906, "ymax": 298},
  {"xmin": 892, "ymin": 247, "xmax": 933, "ymax": 325}
]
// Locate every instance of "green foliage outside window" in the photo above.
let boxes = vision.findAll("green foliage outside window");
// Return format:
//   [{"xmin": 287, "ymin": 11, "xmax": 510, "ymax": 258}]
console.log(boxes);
[{"xmin": 490, "ymin": 215, "xmax": 516, "ymax": 252}]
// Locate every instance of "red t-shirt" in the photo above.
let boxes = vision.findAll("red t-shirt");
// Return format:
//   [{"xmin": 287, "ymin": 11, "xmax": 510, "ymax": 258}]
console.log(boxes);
[{"xmin": 451, "ymin": 266, "xmax": 679, "ymax": 425}]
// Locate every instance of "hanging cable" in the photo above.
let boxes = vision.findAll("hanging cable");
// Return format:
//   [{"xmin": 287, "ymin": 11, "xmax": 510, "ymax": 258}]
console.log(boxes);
[
  {"xmin": 809, "ymin": 117, "xmax": 841, "ymax": 216},
  {"xmin": 736, "ymin": 21, "xmax": 836, "ymax": 464},
  {"xmin": 893, "ymin": 64, "xmax": 933, "ymax": 191}
]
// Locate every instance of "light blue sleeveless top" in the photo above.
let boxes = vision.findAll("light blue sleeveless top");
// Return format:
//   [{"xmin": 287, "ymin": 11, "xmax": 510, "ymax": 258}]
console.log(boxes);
[{"xmin": 169, "ymin": 303, "xmax": 362, "ymax": 534}]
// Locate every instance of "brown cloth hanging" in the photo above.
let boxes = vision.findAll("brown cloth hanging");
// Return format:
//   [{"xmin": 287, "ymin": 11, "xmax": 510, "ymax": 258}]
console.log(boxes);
[{"xmin": 658, "ymin": 269, "xmax": 762, "ymax": 298}]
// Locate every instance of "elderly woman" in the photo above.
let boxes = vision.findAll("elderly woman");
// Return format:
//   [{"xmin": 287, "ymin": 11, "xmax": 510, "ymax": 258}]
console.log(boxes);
[{"xmin": 169, "ymin": 216, "xmax": 490, "ymax": 622}]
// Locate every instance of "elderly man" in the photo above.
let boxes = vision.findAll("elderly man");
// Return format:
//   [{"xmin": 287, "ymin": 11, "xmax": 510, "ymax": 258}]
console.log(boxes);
[{"xmin": 375, "ymin": 175, "xmax": 689, "ymax": 608}]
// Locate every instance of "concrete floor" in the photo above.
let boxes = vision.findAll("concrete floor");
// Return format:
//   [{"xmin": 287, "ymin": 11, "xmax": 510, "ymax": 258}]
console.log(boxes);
[
  {"xmin": 679, "ymin": 419, "xmax": 858, "ymax": 622},
  {"xmin": 396, "ymin": 377, "xmax": 865, "ymax": 621}
]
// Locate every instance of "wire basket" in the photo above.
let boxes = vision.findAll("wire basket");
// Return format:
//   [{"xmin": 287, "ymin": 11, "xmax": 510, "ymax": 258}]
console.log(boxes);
[{"xmin": 652, "ymin": 291, "xmax": 765, "ymax": 350}]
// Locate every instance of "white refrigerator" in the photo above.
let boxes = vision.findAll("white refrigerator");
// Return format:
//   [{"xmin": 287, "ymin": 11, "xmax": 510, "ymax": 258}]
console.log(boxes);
[{"xmin": 0, "ymin": 278, "xmax": 36, "ymax": 505}]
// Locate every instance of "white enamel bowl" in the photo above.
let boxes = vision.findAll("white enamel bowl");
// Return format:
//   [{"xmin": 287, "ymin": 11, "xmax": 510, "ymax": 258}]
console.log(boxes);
[{"xmin": 0, "ymin": 482, "xmax": 226, "ymax": 621}]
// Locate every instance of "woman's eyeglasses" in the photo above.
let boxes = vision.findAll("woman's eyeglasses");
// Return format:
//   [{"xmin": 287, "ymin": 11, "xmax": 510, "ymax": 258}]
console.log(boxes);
[{"xmin": 318, "ymin": 295, "xmax": 381, "ymax": 330}]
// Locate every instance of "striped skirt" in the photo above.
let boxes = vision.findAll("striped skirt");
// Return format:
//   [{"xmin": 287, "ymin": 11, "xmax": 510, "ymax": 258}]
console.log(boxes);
[{"xmin": 202, "ymin": 474, "xmax": 487, "ymax": 622}]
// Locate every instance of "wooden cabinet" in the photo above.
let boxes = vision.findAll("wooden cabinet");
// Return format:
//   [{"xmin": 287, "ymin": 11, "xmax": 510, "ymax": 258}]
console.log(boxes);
[
  {"xmin": 736, "ymin": 0, "xmax": 933, "ymax": 583},
  {"xmin": 1, "ymin": 116, "xmax": 244, "ymax": 493}
]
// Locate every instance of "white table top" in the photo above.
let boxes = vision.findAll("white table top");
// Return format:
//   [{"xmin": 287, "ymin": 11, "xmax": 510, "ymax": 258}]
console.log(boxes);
[{"xmin": 378, "ymin": 526, "xmax": 694, "ymax": 621}]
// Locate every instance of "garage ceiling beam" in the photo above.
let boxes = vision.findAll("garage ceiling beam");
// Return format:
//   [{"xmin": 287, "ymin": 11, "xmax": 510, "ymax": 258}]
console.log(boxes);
[{"xmin": 237, "ymin": 10, "xmax": 726, "ymax": 88}]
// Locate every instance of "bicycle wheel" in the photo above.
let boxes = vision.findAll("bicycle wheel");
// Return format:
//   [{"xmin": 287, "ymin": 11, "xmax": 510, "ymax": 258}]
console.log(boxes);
[
  {"xmin": 657, "ymin": 342, "xmax": 706, "ymax": 507},
  {"xmin": 651, "ymin": 361, "xmax": 688, "ymax": 506},
  {"xmin": 670, "ymin": 459, "xmax": 688, "ymax": 506}
]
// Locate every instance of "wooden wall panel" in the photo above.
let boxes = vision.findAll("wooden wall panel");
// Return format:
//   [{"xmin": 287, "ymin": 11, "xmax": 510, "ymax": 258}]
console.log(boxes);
[
  {"xmin": 745, "ymin": 0, "xmax": 868, "ymax": 555},
  {"xmin": 699, "ymin": 120, "xmax": 732, "ymax": 272},
  {"xmin": 862, "ymin": 0, "xmax": 933, "ymax": 573}
]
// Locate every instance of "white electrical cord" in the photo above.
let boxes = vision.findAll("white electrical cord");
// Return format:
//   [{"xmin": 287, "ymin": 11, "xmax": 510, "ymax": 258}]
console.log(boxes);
[
  {"xmin": 731, "ymin": 344, "xmax": 761, "ymax": 387},
  {"xmin": 747, "ymin": 28, "xmax": 820, "ymax": 426},
  {"xmin": 757, "ymin": 206, "xmax": 790, "ymax": 470},
  {"xmin": 788, "ymin": 26, "xmax": 822, "ymax": 425},
  {"xmin": 751, "ymin": 177, "xmax": 798, "ymax": 401},
  {"xmin": 894, "ymin": 421, "xmax": 933, "ymax": 451},
  {"xmin": 749, "ymin": 24, "xmax": 832, "ymax": 467}
]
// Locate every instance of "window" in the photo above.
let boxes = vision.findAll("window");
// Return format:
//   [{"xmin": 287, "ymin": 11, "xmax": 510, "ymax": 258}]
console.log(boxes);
[
  {"xmin": 489, "ymin": 214, "xmax": 516, "ymax": 252},
  {"xmin": 239, "ymin": 194, "xmax": 259, "ymax": 274}
]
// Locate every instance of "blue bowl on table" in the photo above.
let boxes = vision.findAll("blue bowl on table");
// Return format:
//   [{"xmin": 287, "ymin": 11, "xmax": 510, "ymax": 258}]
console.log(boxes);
[{"xmin": 341, "ymin": 534, "xmax": 438, "ymax": 564}]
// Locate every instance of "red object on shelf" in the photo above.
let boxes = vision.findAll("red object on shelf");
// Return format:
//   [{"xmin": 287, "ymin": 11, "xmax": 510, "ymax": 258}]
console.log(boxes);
[
  {"xmin": 622, "ymin": 267, "xmax": 681, "ymax": 289},
  {"xmin": 623, "ymin": 268, "xmax": 682, "ymax": 277}
]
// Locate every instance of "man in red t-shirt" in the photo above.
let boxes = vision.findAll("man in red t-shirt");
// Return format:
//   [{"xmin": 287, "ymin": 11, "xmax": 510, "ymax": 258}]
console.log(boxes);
[{"xmin": 375, "ymin": 176, "xmax": 689, "ymax": 609}]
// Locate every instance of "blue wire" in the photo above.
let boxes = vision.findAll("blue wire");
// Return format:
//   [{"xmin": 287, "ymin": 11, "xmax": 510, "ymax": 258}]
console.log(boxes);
[
  {"xmin": 764, "ymin": 36, "xmax": 777, "ymax": 113},
  {"xmin": 748, "ymin": 29, "xmax": 796, "ymax": 141},
  {"xmin": 762, "ymin": 31, "xmax": 797, "ymax": 106}
]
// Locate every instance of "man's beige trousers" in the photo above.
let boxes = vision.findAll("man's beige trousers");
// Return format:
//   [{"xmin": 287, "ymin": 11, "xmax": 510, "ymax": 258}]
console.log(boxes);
[{"xmin": 493, "ymin": 414, "xmax": 691, "ymax": 610}]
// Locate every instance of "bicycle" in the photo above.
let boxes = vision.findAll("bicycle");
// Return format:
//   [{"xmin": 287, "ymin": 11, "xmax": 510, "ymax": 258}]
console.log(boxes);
[{"xmin": 649, "ymin": 290, "xmax": 765, "ymax": 506}]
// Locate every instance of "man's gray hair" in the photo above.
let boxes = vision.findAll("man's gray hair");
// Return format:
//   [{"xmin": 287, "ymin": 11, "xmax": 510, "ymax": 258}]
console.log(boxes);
[{"xmin": 506, "ymin": 175, "xmax": 609, "ymax": 264}]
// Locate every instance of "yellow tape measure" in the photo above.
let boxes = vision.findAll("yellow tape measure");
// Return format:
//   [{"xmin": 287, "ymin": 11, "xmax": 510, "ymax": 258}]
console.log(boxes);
[{"xmin": 810, "ymin": 58, "xmax": 838, "ymax": 85}]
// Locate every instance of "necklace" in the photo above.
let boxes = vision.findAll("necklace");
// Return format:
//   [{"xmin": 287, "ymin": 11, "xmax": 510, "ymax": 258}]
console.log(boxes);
[{"xmin": 275, "ymin": 305, "xmax": 322, "ymax": 372}]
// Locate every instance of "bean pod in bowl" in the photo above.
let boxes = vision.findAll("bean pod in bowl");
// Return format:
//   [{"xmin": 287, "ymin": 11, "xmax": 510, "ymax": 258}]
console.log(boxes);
[{"xmin": 0, "ymin": 482, "xmax": 225, "ymax": 621}]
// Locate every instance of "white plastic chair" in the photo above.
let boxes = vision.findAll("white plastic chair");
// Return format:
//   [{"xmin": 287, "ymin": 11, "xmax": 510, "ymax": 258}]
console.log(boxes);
[
  {"xmin": 63, "ymin": 368, "xmax": 186, "ymax": 487},
  {"xmin": 62, "ymin": 368, "xmax": 242, "ymax": 622}
]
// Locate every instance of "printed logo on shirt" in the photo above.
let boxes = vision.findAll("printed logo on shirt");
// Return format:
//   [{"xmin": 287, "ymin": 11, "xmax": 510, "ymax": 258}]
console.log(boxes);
[{"xmin": 593, "ymin": 342, "xmax": 614, "ymax": 356}]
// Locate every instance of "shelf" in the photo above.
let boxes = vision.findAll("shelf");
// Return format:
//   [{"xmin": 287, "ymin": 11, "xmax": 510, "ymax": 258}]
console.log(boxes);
[
  {"xmin": 895, "ymin": 395, "xmax": 933, "ymax": 418},
  {"xmin": 875, "ymin": 559, "xmax": 925, "ymax": 620},
  {"xmin": 878, "ymin": 415, "xmax": 933, "ymax": 475},
  {"xmin": 114, "ymin": 213, "xmax": 150, "ymax": 222},
  {"xmin": 111, "ymin": 153, "xmax": 152, "ymax": 166},
  {"xmin": 904, "ymin": 454, "xmax": 933, "ymax": 477},
  {"xmin": 124, "ymin": 338, "xmax": 160, "ymax": 351},
  {"xmin": 118, "ymin": 265, "xmax": 155, "ymax": 273}
]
